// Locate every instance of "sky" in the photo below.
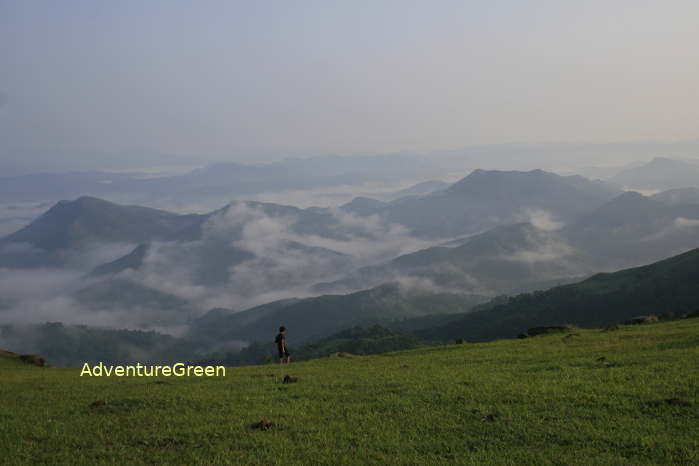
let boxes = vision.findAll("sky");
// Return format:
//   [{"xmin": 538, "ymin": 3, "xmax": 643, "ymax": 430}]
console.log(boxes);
[{"xmin": 1, "ymin": 0, "xmax": 698, "ymax": 174}]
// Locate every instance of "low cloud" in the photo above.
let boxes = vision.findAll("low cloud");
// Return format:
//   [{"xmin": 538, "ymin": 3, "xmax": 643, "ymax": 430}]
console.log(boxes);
[
  {"xmin": 673, "ymin": 217, "xmax": 699, "ymax": 228},
  {"xmin": 91, "ymin": 201, "xmax": 440, "ymax": 315},
  {"xmin": 246, "ymin": 180, "xmax": 426, "ymax": 208},
  {"xmin": 0, "ymin": 201, "xmax": 52, "ymax": 237},
  {"xmin": 507, "ymin": 241, "xmax": 576, "ymax": 263},
  {"xmin": 520, "ymin": 209, "xmax": 565, "ymax": 232}
]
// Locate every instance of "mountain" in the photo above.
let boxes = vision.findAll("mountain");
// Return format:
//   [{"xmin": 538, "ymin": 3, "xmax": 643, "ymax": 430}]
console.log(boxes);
[
  {"xmin": 337, "ymin": 169, "xmax": 620, "ymax": 239},
  {"xmin": 88, "ymin": 244, "xmax": 150, "ymax": 276},
  {"xmin": 189, "ymin": 283, "xmax": 489, "ymax": 349},
  {"xmin": 150, "ymin": 155, "xmax": 443, "ymax": 197},
  {"xmin": 339, "ymin": 197, "xmax": 388, "ymax": 216},
  {"xmin": 0, "ymin": 196, "xmax": 208, "ymax": 268},
  {"xmin": 611, "ymin": 157, "xmax": 699, "ymax": 190},
  {"xmin": 1, "ymin": 169, "xmax": 620, "ymax": 268},
  {"xmin": 315, "ymin": 222, "xmax": 580, "ymax": 295},
  {"xmin": 78, "ymin": 233, "xmax": 354, "ymax": 321},
  {"xmin": 0, "ymin": 154, "xmax": 446, "ymax": 203},
  {"xmin": 1, "ymin": 196, "xmax": 205, "ymax": 251},
  {"xmin": 2, "ymin": 170, "xmax": 622, "ymax": 301},
  {"xmin": 563, "ymin": 191, "xmax": 699, "ymax": 267},
  {"xmin": 73, "ymin": 278, "xmax": 198, "ymax": 327},
  {"xmin": 0, "ymin": 197, "xmax": 348, "ymax": 270},
  {"xmin": 378, "ymin": 169, "xmax": 621, "ymax": 238},
  {"xmin": 418, "ymin": 246, "xmax": 699, "ymax": 343},
  {"xmin": 6, "ymin": 142, "xmax": 699, "ymax": 202},
  {"xmin": 379, "ymin": 180, "xmax": 450, "ymax": 201},
  {"xmin": 652, "ymin": 187, "xmax": 699, "ymax": 206}
]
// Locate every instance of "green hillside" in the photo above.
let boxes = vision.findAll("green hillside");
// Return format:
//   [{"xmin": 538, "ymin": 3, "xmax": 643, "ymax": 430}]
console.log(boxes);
[
  {"xmin": 2, "ymin": 318, "xmax": 698, "ymax": 465},
  {"xmin": 419, "ymin": 247, "xmax": 699, "ymax": 343}
]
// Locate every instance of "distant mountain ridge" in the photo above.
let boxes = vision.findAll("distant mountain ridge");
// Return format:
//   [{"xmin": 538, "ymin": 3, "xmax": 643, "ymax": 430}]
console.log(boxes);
[
  {"xmin": 611, "ymin": 157, "xmax": 699, "ymax": 190},
  {"xmin": 0, "ymin": 154, "xmax": 445, "ymax": 203}
]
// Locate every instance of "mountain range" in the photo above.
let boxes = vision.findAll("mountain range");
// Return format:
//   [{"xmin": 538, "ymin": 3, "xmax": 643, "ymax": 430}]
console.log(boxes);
[
  {"xmin": 0, "ymin": 155, "xmax": 446, "ymax": 203},
  {"xmin": 0, "ymin": 168, "xmax": 622, "ymax": 271},
  {"xmin": 316, "ymin": 191, "xmax": 699, "ymax": 296},
  {"xmin": 368, "ymin": 169, "xmax": 621, "ymax": 238},
  {"xmin": 3, "ymin": 165, "xmax": 699, "ymax": 366}
]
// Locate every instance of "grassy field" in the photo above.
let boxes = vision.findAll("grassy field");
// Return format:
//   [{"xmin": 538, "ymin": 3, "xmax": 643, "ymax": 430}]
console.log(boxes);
[{"xmin": 1, "ymin": 319, "xmax": 698, "ymax": 465}]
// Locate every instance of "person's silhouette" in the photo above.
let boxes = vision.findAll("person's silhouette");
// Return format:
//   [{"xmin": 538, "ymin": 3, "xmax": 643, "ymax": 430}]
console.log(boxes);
[{"xmin": 275, "ymin": 326, "xmax": 291, "ymax": 364}]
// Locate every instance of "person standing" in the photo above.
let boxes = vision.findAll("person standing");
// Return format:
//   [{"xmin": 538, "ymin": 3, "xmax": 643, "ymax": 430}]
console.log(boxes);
[{"xmin": 275, "ymin": 326, "xmax": 291, "ymax": 364}]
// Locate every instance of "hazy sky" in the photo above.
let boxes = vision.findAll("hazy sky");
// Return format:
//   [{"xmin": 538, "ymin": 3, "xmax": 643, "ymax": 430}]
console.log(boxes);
[{"xmin": 1, "ymin": 0, "xmax": 698, "ymax": 173}]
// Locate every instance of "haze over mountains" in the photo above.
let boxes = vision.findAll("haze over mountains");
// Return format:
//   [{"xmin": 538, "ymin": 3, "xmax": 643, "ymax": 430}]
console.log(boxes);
[
  {"xmin": 2, "ymin": 159, "xmax": 699, "ymax": 366},
  {"xmin": 316, "ymin": 189, "xmax": 699, "ymax": 295},
  {"xmin": 3, "ymin": 144, "xmax": 699, "ymax": 205},
  {"xmin": 0, "ymin": 154, "xmax": 446, "ymax": 205},
  {"xmin": 611, "ymin": 157, "xmax": 699, "ymax": 191}
]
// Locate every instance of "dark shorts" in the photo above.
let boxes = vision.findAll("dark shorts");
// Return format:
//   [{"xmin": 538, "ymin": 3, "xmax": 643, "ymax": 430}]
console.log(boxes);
[{"xmin": 278, "ymin": 349, "xmax": 290, "ymax": 358}]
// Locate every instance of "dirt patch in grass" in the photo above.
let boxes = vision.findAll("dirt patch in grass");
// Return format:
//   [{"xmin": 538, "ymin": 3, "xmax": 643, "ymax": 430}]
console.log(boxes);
[
  {"xmin": 664, "ymin": 398, "xmax": 692, "ymax": 407},
  {"xmin": 595, "ymin": 357, "xmax": 621, "ymax": 368},
  {"xmin": 527, "ymin": 326, "xmax": 573, "ymax": 336},
  {"xmin": 647, "ymin": 398, "xmax": 692, "ymax": 408},
  {"xmin": 625, "ymin": 315, "xmax": 659, "ymax": 325},
  {"xmin": 19, "ymin": 354, "xmax": 45, "ymax": 367},
  {"xmin": 250, "ymin": 419, "xmax": 274, "ymax": 431}
]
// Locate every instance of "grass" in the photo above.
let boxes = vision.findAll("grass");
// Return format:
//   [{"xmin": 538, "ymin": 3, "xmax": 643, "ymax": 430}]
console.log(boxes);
[{"xmin": 1, "ymin": 319, "xmax": 698, "ymax": 465}]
